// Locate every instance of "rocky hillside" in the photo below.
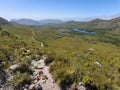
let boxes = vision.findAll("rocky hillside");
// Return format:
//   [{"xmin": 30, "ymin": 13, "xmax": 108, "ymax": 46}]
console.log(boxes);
[{"xmin": 0, "ymin": 17, "xmax": 9, "ymax": 25}]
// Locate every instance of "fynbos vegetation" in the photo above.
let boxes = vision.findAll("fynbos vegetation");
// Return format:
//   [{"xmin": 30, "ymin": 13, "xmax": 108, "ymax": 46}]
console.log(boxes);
[{"xmin": 0, "ymin": 17, "xmax": 120, "ymax": 90}]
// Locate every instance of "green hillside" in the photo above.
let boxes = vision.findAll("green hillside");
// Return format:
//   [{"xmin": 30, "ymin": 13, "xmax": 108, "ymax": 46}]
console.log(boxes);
[{"xmin": 0, "ymin": 17, "xmax": 120, "ymax": 90}]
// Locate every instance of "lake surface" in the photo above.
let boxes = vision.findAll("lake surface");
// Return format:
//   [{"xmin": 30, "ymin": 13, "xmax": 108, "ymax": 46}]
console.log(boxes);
[{"xmin": 73, "ymin": 28, "xmax": 96, "ymax": 34}]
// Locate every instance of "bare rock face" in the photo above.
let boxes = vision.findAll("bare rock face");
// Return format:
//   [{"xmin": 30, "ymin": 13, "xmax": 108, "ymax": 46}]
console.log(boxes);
[
  {"xmin": 77, "ymin": 82, "xmax": 86, "ymax": 90},
  {"xmin": 77, "ymin": 85, "xmax": 86, "ymax": 90},
  {"xmin": 9, "ymin": 64, "xmax": 19, "ymax": 70}
]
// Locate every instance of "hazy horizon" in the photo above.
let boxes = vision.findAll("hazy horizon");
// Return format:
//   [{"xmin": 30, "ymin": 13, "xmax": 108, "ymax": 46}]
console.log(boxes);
[{"xmin": 0, "ymin": 0, "xmax": 120, "ymax": 21}]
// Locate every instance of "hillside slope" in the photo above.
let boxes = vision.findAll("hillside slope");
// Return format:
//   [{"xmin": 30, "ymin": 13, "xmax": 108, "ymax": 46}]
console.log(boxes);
[{"xmin": 0, "ymin": 17, "xmax": 9, "ymax": 25}]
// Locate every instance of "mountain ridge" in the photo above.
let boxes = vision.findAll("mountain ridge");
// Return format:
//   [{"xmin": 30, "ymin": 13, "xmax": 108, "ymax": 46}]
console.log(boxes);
[
  {"xmin": 0, "ymin": 17, "xmax": 10, "ymax": 25},
  {"xmin": 11, "ymin": 18, "xmax": 64, "ymax": 26},
  {"xmin": 63, "ymin": 16, "xmax": 120, "ymax": 29}
]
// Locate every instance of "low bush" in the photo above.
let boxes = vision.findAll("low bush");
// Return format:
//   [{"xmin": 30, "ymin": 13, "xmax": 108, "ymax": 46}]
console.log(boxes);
[
  {"xmin": 13, "ymin": 71, "xmax": 30, "ymax": 89},
  {"xmin": 45, "ymin": 53, "xmax": 55, "ymax": 65}
]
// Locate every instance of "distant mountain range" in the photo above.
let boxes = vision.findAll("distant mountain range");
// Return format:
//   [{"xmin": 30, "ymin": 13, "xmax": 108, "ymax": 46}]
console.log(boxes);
[
  {"xmin": 1, "ymin": 16, "xmax": 120, "ymax": 28},
  {"xmin": 63, "ymin": 17, "xmax": 120, "ymax": 30},
  {"xmin": 11, "ymin": 19, "xmax": 64, "ymax": 26}
]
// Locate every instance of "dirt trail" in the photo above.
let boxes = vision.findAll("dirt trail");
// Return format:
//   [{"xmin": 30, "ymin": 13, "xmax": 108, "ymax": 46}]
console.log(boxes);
[
  {"xmin": 31, "ymin": 30, "xmax": 44, "ymax": 47},
  {"xmin": 31, "ymin": 30, "xmax": 35, "ymax": 41}
]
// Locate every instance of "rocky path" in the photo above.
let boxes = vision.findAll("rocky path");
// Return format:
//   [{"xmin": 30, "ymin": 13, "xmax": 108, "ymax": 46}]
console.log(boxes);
[
  {"xmin": 37, "ymin": 66, "xmax": 60, "ymax": 90},
  {"xmin": 31, "ymin": 30, "xmax": 44, "ymax": 47},
  {"xmin": 29, "ymin": 55, "xmax": 61, "ymax": 90},
  {"xmin": 31, "ymin": 30, "xmax": 35, "ymax": 41}
]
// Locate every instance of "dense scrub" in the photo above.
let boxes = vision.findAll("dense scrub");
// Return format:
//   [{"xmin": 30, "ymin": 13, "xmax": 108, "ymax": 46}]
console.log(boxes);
[
  {"xmin": 0, "ymin": 26, "xmax": 42, "ymax": 89},
  {"xmin": 0, "ymin": 23, "xmax": 120, "ymax": 90},
  {"xmin": 47, "ymin": 39, "xmax": 120, "ymax": 90}
]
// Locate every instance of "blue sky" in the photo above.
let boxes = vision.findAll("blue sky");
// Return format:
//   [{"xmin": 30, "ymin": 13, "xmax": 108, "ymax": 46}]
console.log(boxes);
[{"xmin": 0, "ymin": 0, "xmax": 120, "ymax": 20}]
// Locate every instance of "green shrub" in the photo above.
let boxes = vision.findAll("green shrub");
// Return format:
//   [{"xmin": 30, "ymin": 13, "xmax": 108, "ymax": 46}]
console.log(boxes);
[
  {"xmin": 15, "ymin": 57, "xmax": 31, "ymax": 73},
  {"xmin": 13, "ymin": 71, "xmax": 30, "ymax": 88},
  {"xmin": 0, "ymin": 27, "xmax": 2, "ymax": 30},
  {"xmin": 82, "ymin": 75, "xmax": 92, "ymax": 85},
  {"xmin": 1, "ymin": 30, "xmax": 10, "ymax": 36},
  {"xmin": 45, "ymin": 53, "xmax": 54, "ymax": 65}
]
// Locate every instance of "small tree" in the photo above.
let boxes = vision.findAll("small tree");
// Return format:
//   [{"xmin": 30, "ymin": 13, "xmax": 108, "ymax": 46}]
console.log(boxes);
[{"xmin": 0, "ymin": 27, "xmax": 2, "ymax": 30}]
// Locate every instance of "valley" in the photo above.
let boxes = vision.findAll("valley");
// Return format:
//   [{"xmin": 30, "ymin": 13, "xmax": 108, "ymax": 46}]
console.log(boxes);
[{"xmin": 0, "ymin": 17, "xmax": 120, "ymax": 90}]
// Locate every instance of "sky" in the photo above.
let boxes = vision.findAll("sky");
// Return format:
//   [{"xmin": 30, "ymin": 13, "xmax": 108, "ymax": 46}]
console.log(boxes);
[{"xmin": 0, "ymin": 0, "xmax": 120, "ymax": 20}]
